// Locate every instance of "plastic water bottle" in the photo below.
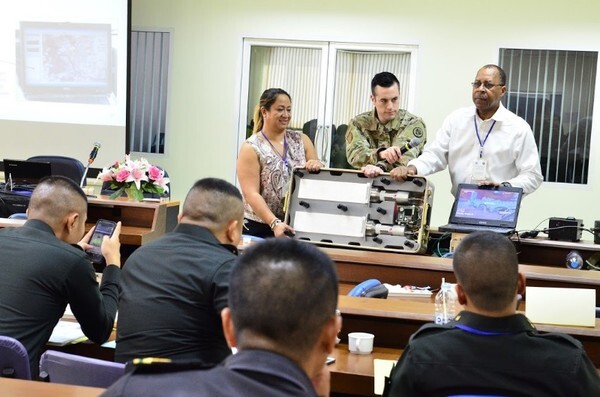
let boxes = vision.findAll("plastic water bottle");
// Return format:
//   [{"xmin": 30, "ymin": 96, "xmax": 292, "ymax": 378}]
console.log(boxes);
[{"xmin": 434, "ymin": 278, "xmax": 458, "ymax": 324}]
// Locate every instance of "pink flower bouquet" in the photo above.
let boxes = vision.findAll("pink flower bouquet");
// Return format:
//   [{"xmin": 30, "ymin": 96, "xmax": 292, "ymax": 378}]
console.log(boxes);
[{"xmin": 98, "ymin": 155, "xmax": 169, "ymax": 201}]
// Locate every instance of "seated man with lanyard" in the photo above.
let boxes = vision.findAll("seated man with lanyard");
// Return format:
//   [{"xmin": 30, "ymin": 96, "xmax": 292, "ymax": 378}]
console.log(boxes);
[{"xmin": 384, "ymin": 231, "xmax": 600, "ymax": 396}]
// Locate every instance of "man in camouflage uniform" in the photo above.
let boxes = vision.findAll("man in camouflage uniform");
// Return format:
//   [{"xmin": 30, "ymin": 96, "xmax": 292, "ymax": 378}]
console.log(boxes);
[{"xmin": 346, "ymin": 71, "xmax": 426, "ymax": 177}]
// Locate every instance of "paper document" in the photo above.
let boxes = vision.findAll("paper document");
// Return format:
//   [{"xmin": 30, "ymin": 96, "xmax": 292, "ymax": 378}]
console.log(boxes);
[
  {"xmin": 48, "ymin": 320, "xmax": 88, "ymax": 346},
  {"xmin": 525, "ymin": 287, "xmax": 595, "ymax": 327},
  {"xmin": 374, "ymin": 359, "xmax": 396, "ymax": 395}
]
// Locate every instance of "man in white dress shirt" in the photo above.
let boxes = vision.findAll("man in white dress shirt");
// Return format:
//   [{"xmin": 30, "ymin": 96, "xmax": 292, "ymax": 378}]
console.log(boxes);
[{"xmin": 391, "ymin": 64, "xmax": 543, "ymax": 196}]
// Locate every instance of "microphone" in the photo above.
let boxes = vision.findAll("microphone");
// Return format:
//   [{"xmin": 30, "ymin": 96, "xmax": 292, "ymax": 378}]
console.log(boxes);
[
  {"xmin": 400, "ymin": 137, "xmax": 420, "ymax": 154},
  {"xmin": 88, "ymin": 142, "xmax": 101, "ymax": 164},
  {"xmin": 81, "ymin": 142, "xmax": 101, "ymax": 188}
]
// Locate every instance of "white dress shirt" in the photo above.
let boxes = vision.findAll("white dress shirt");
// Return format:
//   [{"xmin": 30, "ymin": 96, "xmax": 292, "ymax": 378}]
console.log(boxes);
[{"xmin": 409, "ymin": 103, "xmax": 543, "ymax": 196}]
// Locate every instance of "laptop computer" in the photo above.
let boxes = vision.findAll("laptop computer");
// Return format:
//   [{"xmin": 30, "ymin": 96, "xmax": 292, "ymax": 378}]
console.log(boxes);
[
  {"xmin": 438, "ymin": 183, "xmax": 524, "ymax": 235},
  {"xmin": 3, "ymin": 159, "xmax": 52, "ymax": 191}
]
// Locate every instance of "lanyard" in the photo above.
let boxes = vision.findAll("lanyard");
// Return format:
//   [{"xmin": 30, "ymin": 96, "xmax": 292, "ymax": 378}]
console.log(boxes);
[
  {"xmin": 454, "ymin": 323, "xmax": 514, "ymax": 336},
  {"xmin": 473, "ymin": 115, "xmax": 496, "ymax": 158},
  {"xmin": 260, "ymin": 130, "xmax": 289, "ymax": 167}
]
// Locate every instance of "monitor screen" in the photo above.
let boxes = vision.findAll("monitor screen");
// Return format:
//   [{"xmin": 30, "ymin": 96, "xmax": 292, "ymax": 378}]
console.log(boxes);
[{"xmin": 454, "ymin": 187, "xmax": 521, "ymax": 223}]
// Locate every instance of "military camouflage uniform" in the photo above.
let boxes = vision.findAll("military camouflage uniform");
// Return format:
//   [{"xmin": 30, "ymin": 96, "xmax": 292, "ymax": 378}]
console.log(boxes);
[{"xmin": 346, "ymin": 109, "xmax": 426, "ymax": 171}]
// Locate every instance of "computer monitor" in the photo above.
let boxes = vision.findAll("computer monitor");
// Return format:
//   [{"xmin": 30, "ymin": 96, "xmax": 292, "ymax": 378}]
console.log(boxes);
[{"xmin": 3, "ymin": 158, "xmax": 52, "ymax": 188}]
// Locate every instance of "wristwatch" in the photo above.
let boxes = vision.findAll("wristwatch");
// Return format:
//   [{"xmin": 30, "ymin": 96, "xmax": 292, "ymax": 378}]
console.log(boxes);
[{"xmin": 500, "ymin": 181, "xmax": 512, "ymax": 187}]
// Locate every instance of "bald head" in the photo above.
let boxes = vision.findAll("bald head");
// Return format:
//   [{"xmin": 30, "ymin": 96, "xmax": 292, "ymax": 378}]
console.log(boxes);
[
  {"xmin": 180, "ymin": 178, "xmax": 243, "ymax": 235},
  {"xmin": 28, "ymin": 176, "xmax": 88, "ymax": 228},
  {"xmin": 452, "ymin": 231, "xmax": 519, "ymax": 312}
]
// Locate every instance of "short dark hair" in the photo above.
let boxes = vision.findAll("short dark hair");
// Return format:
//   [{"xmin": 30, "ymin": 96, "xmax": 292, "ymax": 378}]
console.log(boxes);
[
  {"xmin": 481, "ymin": 64, "xmax": 507, "ymax": 86},
  {"xmin": 28, "ymin": 176, "xmax": 88, "ymax": 222},
  {"xmin": 371, "ymin": 72, "xmax": 400, "ymax": 95},
  {"xmin": 452, "ymin": 231, "xmax": 518, "ymax": 311},
  {"xmin": 229, "ymin": 239, "xmax": 338, "ymax": 356},
  {"xmin": 182, "ymin": 178, "xmax": 243, "ymax": 228},
  {"xmin": 252, "ymin": 88, "xmax": 292, "ymax": 133}
]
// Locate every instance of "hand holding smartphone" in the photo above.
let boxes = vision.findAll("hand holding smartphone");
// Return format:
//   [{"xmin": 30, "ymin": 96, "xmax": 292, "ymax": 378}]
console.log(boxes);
[{"xmin": 85, "ymin": 219, "xmax": 117, "ymax": 264}]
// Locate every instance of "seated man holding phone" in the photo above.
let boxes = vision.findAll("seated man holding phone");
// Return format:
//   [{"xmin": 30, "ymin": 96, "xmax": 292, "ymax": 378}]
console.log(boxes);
[
  {"xmin": 0, "ymin": 176, "xmax": 122, "ymax": 377},
  {"xmin": 103, "ymin": 238, "xmax": 340, "ymax": 397}
]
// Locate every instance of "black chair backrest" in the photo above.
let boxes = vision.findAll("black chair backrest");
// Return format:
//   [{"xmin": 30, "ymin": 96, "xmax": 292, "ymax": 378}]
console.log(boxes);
[{"xmin": 27, "ymin": 156, "xmax": 85, "ymax": 186}]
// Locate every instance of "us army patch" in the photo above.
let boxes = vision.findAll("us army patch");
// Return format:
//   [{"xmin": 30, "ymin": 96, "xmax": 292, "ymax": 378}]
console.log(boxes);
[{"xmin": 413, "ymin": 127, "xmax": 424, "ymax": 138}]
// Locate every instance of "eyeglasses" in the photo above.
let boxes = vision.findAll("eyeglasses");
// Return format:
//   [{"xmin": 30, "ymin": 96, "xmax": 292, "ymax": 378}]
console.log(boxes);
[{"xmin": 471, "ymin": 81, "xmax": 504, "ymax": 90}]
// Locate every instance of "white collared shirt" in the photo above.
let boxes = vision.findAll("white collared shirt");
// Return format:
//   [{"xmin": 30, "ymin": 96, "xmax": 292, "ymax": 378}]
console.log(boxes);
[{"xmin": 409, "ymin": 103, "xmax": 543, "ymax": 196}]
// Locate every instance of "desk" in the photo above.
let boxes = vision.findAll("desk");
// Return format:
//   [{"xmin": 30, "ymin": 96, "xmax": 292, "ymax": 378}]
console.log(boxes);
[
  {"xmin": 515, "ymin": 236, "xmax": 600, "ymax": 267},
  {"xmin": 0, "ymin": 196, "xmax": 179, "ymax": 267},
  {"xmin": 86, "ymin": 196, "xmax": 179, "ymax": 247},
  {"xmin": 0, "ymin": 377, "xmax": 104, "ymax": 397},
  {"xmin": 329, "ymin": 344, "xmax": 401, "ymax": 397},
  {"xmin": 337, "ymin": 294, "xmax": 600, "ymax": 368},
  {"xmin": 325, "ymin": 247, "xmax": 600, "ymax": 306}
]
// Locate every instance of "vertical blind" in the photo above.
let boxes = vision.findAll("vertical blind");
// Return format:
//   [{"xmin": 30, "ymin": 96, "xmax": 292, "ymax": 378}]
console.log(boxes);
[
  {"xmin": 130, "ymin": 30, "xmax": 171, "ymax": 154},
  {"xmin": 500, "ymin": 49, "xmax": 597, "ymax": 184},
  {"xmin": 333, "ymin": 50, "xmax": 411, "ymax": 126},
  {"xmin": 247, "ymin": 46, "xmax": 322, "ymax": 131}
]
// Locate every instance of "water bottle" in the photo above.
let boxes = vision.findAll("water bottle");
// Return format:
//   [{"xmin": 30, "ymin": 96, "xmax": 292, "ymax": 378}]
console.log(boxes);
[{"xmin": 434, "ymin": 278, "xmax": 458, "ymax": 324}]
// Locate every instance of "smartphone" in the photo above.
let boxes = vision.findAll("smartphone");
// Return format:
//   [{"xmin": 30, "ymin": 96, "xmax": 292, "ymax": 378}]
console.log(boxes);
[
  {"xmin": 85, "ymin": 219, "xmax": 117, "ymax": 264},
  {"xmin": 326, "ymin": 356, "xmax": 336, "ymax": 365}
]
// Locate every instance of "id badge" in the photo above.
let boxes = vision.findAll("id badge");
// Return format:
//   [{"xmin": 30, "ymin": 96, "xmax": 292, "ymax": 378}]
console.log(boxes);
[{"xmin": 471, "ymin": 159, "xmax": 487, "ymax": 182}]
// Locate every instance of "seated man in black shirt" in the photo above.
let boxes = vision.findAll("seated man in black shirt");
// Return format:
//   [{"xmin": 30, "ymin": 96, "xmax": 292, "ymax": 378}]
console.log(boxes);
[
  {"xmin": 115, "ymin": 178, "xmax": 245, "ymax": 364},
  {"xmin": 103, "ymin": 238, "xmax": 341, "ymax": 397},
  {"xmin": 385, "ymin": 231, "xmax": 600, "ymax": 396},
  {"xmin": 0, "ymin": 176, "xmax": 121, "ymax": 377}
]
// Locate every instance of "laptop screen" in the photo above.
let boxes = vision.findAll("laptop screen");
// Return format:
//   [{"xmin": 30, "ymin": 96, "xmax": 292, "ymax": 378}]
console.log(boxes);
[
  {"xmin": 3, "ymin": 159, "xmax": 52, "ymax": 187},
  {"xmin": 448, "ymin": 184, "xmax": 523, "ymax": 228}
]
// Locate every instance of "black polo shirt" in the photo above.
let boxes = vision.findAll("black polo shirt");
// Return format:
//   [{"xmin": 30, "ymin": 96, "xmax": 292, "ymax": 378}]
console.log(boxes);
[
  {"xmin": 115, "ymin": 223, "xmax": 236, "ymax": 364},
  {"xmin": 386, "ymin": 311, "xmax": 600, "ymax": 397}
]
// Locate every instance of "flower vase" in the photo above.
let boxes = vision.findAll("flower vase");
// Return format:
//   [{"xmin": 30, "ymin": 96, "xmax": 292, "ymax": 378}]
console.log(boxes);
[{"xmin": 124, "ymin": 185, "xmax": 144, "ymax": 202}]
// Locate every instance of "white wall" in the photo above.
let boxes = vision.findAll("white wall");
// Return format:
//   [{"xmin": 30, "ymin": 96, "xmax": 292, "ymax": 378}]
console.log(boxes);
[{"xmin": 132, "ymin": 0, "xmax": 600, "ymax": 237}]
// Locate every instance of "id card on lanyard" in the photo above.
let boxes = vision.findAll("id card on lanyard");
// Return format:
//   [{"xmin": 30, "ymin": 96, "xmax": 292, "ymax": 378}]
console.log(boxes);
[{"xmin": 471, "ymin": 115, "xmax": 496, "ymax": 182}]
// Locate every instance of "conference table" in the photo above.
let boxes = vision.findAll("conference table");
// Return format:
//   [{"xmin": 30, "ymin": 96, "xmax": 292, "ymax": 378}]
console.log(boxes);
[{"xmin": 0, "ymin": 377, "xmax": 104, "ymax": 397}]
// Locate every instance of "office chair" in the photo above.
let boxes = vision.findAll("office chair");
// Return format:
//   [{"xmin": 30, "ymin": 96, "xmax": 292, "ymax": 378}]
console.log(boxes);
[
  {"xmin": 7, "ymin": 212, "xmax": 27, "ymax": 220},
  {"xmin": 330, "ymin": 123, "xmax": 352, "ymax": 169},
  {"xmin": 39, "ymin": 350, "xmax": 125, "ymax": 388},
  {"xmin": 27, "ymin": 155, "xmax": 86, "ymax": 186},
  {"xmin": 0, "ymin": 335, "xmax": 31, "ymax": 380}
]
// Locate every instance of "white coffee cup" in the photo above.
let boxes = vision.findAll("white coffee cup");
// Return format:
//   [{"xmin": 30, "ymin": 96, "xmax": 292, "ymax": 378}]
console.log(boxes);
[{"xmin": 348, "ymin": 332, "xmax": 374, "ymax": 354}]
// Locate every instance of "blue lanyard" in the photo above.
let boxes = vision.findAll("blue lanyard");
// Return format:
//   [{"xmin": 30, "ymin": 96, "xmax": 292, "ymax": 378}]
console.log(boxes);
[
  {"xmin": 473, "ymin": 115, "xmax": 496, "ymax": 158},
  {"xmin": 260, "ymin": 130, "xmax": 289, "ymax": 167},
  {"xmin": 454, "ymin": 323, "xmax": 514, "ymax": 336}
]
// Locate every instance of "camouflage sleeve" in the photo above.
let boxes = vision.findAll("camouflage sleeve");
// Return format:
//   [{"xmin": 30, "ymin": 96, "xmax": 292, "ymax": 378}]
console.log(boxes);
[
  {"xmin": 345, "ymin": 119, "xmax": 379, "ymax": 169},
  {"xmin": 390, "ymin": 118, "xmax": 427, "ymax": 167}
]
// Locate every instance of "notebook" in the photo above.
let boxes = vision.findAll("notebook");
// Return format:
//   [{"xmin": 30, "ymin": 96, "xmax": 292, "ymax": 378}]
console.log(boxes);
[
  {"xmin": 3, "ymin": 159, "xmax": 52, "ymax": 189},
  {"xmin": 438, "ymin": 183, "xmax": 523, "ymax": 235}
]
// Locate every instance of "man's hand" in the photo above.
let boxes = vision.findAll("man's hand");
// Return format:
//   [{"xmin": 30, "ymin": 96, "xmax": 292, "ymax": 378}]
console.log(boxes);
[
  {"xmin": 378, "ymin": 146, "xmax": 402, "ymax": 164},
  {"xmin": 361, "ymin": 164, "xmax": 383, "ymax": 178},
  {"xmin": 390, "ymin": 165, "xmax": 417, "ymax": 181}
]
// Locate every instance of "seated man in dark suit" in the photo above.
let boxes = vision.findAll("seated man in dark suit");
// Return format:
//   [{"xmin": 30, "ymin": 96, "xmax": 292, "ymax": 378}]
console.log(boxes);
[
  {"xmin": 384, "ymin": 231, "xmax": 600, "ymax": 396},
  {"xmin": 115, "ymin": 178, "xmax": 244, "ymax": 364},
  {"xmin": 103, "ymin": 238, "xmax": 341, "ymax": 397},
  {"xmin": 0, "ymin": 176, "xmax": 121, "ymax": 377}
]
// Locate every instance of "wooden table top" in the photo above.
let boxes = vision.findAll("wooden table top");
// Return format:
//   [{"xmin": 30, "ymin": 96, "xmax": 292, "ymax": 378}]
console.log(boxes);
[{"xmin": 0, "ymin": 377, "xmax": 104, "ymax": 397}]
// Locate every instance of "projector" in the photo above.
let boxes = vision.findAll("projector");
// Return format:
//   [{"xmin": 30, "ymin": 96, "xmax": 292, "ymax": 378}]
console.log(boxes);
[{"xmin": 548, "ymin": 217, "xmax": 583, "ymax": 242}]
